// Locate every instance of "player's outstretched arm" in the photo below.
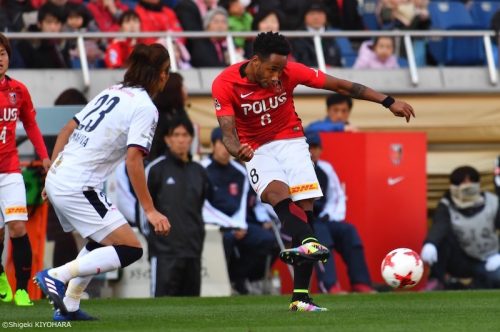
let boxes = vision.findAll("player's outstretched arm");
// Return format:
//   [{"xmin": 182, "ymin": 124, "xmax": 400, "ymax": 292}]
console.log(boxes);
[
  {"xmin": 323, "ymin": 75, "xmax": 415, "ymax": 123},
  {"xmin": 217, "ymin": 115, "xmax": 254, "ymax": 162},
  {"xmin": 126, "ymin": 147, "xmax": 170, "ymax": 236}
]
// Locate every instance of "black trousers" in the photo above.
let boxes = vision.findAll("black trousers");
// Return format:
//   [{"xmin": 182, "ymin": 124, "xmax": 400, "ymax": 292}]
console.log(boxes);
[
  {"xmin": 152, "ymin": 256, "xmax": 201, "ymax": 297},
  {"xmin": 431, "ymin": 233, "xmax": 500, "ymax": 289}
]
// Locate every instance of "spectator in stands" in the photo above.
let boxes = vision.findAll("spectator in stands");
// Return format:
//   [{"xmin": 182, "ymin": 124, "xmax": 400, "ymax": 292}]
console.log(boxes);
[
  {"xmin": 0, "ymin": 0, "xmax": 35, "ymax": 32},
  {"xmin": 104, "ymin": 10, "xmax": 142, "ymax": 68},
  {"xmin": 144, "ymin": 117, "xmax": 211, "ymax": 297},
  {"xmin": 149, "ymin": 72, "xmax": 190, "ymax": 161},
  {"xmin": 87, "ymin": 0, "xmax": 129, "ymax": 32},
  {"xmin": 219, "ymin": 0, "xmax": 253, "ymax": 51},
  {"xmin": 174, "ymin": 0, "xmax": 204, "ymax": 31},
  {"xmin": 194, "ymin": 0, "xmax": 218, "ymax": 17},
  {"xmin": 421, "ymin": 166, "xmax": 500, "ymax": 290},
  {"xmin": 306, "ymin": 94, "xmax": 357, "ymax": 134},
  {"xmin": 376, "ymin": 0, "xmax": 431, "ymax": 30},
  {"xmin": 63, "ymin": 3, "xmax": 104, "ymax": 68},
  {"xmin": 190, "ymin": 7, "xmax": 232, "ymax": 67},
  {"xmin": 324, "ymin": 0, "xmax": 365, "ymax": 31},
  {"xmin": 243, "ymin": 186, "xmax": 279, "ymax": 294},
  {"xmin": 135, "ymin": 0, "xmax": 185, "ymax": 45},
  {"xmin": 17, "ymin": 3, "xmax": 71, "ymax": 68},
  {"xmin": 291, "ymin": 0, "xmax": 342, "ymax": 68},
  {"xmin": 264, "ymin": 0, "xmax": 308, "ymax": 31},
  {"xmin": 244, "ymin": 8, "xmax": 284, "ymax": 58},
  {"xmin": 306, "ymin": 133, "xmax": 374, "ymax": 294},
  {"xmin": 353, "ymin": 36, "xmax": 399, "ymax": 69},
  {"xmin": 202, "ymin": 128, "xmax": 276, "ymax": 295}
]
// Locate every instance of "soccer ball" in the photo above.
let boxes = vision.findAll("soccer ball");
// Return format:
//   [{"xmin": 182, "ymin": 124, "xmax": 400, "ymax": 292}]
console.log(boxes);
[{"xmin": 381, "ymin": 248, "xmax": 424, "ymax": 289}]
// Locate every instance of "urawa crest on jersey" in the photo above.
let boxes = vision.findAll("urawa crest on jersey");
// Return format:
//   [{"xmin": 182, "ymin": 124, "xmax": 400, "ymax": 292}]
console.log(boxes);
[{"xmin": 8, "ymin": 92, "xmax": 17, "ymax": 105}]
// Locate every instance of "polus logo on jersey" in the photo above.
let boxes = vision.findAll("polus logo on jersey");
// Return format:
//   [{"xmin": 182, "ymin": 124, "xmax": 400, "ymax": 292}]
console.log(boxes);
[
  {"xmin": 241, "ymin": 92, "xmax": 287, "ymax": 115},
  {"xmin": 0, "ymin": 108, "xmax": 18, "ymax": 121}
]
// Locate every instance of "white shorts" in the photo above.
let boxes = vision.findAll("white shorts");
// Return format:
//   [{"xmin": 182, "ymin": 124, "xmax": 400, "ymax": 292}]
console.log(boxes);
[
  {"xmin": 45, "ymin": 180, "xmax": 127, "ymax": 242},
  {"xmin": 0, "ymin": 173, "xmax": 28, "ymax": 227},
  {"xmin": 245, "ymin": 137, "xmax": 323, "ymax": 202}
]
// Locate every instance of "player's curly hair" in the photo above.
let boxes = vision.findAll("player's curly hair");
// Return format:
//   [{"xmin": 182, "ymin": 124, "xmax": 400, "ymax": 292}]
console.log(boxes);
[{"xmin": 253, "ymin": 32, "xmax": 290, "ymax": 59}]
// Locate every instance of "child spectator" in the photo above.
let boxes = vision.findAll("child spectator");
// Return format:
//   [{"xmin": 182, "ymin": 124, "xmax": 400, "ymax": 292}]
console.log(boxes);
[
  {"xmin": 104, "ymin": 10, "xmax": 141, "ymax": 68},
  {"xmin": 353, "ymin": 36, "xmax": 399, "ymax": 69},
  {"xmin": 63, "ymin": 3, "xmax": 104, "ymax": 68}
]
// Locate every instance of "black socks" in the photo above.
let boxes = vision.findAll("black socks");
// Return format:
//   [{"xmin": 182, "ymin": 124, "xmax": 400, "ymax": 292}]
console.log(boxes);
[{"xmin": 11, "ymin": 234, "xmax": 32, "ymax": 290}]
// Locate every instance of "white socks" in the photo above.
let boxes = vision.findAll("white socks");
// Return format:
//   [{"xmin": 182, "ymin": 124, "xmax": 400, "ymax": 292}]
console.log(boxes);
[
  {"xmin": 63, "ymin": 246, "xmax": 92, "ymax": 313},
  {"xmin": 48, "ymin": 246, "xmax": 121, "ymax": 283}
]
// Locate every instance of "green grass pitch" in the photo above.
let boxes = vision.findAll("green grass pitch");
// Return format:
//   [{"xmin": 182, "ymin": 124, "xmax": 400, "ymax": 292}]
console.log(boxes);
[{"xmin": 1, "ymin": 291, "xmax": 500, "ymax": 331}]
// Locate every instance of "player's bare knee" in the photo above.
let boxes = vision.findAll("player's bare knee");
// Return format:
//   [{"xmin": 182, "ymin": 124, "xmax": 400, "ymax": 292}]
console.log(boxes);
[
  {"xmin": 7, "ymin": 221, "xmax": 27, "ymax": 238},
  {"xmin": 262, "ymin": 181, "xmax": 290, "ymax": 206},
  {"xmin": 113, "ymin": 245, "xmax": 143, "ymax": 268}
]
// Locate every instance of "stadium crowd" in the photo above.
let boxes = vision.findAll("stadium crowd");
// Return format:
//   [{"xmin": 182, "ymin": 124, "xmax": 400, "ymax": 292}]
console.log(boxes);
[{"xmin": 1, "ymin": 0, "xmax": 499, "ymax": 69}]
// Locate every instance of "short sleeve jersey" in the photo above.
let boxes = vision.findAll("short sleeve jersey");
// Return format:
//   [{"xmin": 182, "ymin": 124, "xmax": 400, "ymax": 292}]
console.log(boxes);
[
  {"xmin": 49, "ymin": 85, "xmax": 158, "ymax": 190},
  {"xmin": 212, "ymin": 61, "xmax": 326, "ymax": 149},
  {"xmin": 0, "ymin": 76, "xmax": 46, "ymax": 173}
]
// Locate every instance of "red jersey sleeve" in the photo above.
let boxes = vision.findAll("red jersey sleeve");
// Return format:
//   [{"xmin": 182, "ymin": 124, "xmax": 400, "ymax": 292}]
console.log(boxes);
[
  {"xmin": 18, "ymin": 85, "xmax": 49, "ymax": 160},
  {"xmin": 212, "ymin": 76, "xmax": 234, "ymax": 117},
  {"xmin": 287, "ymin": 61, "xmax": 326, "ymax": 89}
]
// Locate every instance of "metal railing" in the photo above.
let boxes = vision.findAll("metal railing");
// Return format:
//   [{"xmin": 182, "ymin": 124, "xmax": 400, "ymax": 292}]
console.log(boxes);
[{"xmin": 5, "ymin": 30, "xmax": 498, "ymax": 91}]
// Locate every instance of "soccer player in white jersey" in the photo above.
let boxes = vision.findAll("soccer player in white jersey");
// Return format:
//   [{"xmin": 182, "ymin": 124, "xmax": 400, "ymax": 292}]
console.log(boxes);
[{"xmin": 34, "ymin": 43, "xmax": 171, "ymax": 321}]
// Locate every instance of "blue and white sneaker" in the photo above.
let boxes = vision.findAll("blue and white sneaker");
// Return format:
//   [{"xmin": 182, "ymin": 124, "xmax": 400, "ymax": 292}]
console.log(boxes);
[
  {"xmin": 33, "ymin": 269, "xmax": 68, "ymax": 315},
  {"xmin": 54, "ymin": 309, "xmax": 97, "ymax": 321}
]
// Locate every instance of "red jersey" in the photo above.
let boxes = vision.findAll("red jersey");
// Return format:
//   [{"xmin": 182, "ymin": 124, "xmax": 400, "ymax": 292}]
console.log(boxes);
[
  {"xmin": 212, "ymin": 61, "xmax": 326, "ymax": 150},
  {"xmin": 104, "ymin": 39, "xmax": 134, "ymax": 68},
  {"xmin": 0, "ymin": 76, "xmax": 48, "ymax": 173}
]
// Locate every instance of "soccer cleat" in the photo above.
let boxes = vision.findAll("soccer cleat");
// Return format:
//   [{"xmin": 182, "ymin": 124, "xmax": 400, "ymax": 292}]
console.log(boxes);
[
  {"xmin": 54, "ymin": 309, "xmax": 97, "ymax": 321},
  {"xmin": 14, "ymin": 289, "xmax": 34, "ymax": 306},
  {"xmin": 0, "ymin": 272, "xmax": 13, "ymax": 302},
  {"xmin": 33, "ymin": 269, "xmax": 68, "ymax": 315},
  {"xmin": 289, "ymin": 296, "xmax": 328, "ymax": 312},
  {"xmin": 279, "ymin": 242, "xmax": 330, "ymax": 265}
]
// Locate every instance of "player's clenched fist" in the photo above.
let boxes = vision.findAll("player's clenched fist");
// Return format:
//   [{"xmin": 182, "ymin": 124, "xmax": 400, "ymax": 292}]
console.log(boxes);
[
  {"xmin": 238, "ymin": 143, "xmax": 254, "ymax": 162},
  {"xmin": 147, "ymin": 209, "xmax": 171, "ymax": 236}
]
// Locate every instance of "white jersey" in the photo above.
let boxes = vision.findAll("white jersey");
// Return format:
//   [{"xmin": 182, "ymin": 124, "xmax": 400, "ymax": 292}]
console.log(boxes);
[{"xmin": 47, "ymin": 85, "xmax": 158, "ymax": 191}]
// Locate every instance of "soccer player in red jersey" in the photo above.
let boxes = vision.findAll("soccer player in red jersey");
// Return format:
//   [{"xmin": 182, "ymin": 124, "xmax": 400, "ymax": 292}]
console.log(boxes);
[
  {"xmin": 0, "ymin": 32, "xmax": 51, "ymax": 306},
  {"xmin": 212, "ymin": 32, "xmax": 415, "ymax": 311}
]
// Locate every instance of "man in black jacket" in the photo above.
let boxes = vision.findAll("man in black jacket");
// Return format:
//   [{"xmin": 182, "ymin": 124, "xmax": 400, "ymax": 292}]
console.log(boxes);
[
  {"xmin": 202, "ymin": 128, "xmax": 276, "ymax": 294},
  {"xmin": 291, "ymin": 1, "xmax": 342, "ymax": 68},
  {"xmin": 143, "ymin": 117, "xmax": 211, "ymax": 296}
]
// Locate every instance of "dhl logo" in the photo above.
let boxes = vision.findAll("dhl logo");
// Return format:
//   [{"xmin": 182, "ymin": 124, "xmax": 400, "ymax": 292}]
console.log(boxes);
[
  {"xmin": 5, "ymin": 206, "xmax": 27, "ymax": 215},
  {"xmin": 289, "ymin": 183, "xmax": 319, "ymax": 194}
]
